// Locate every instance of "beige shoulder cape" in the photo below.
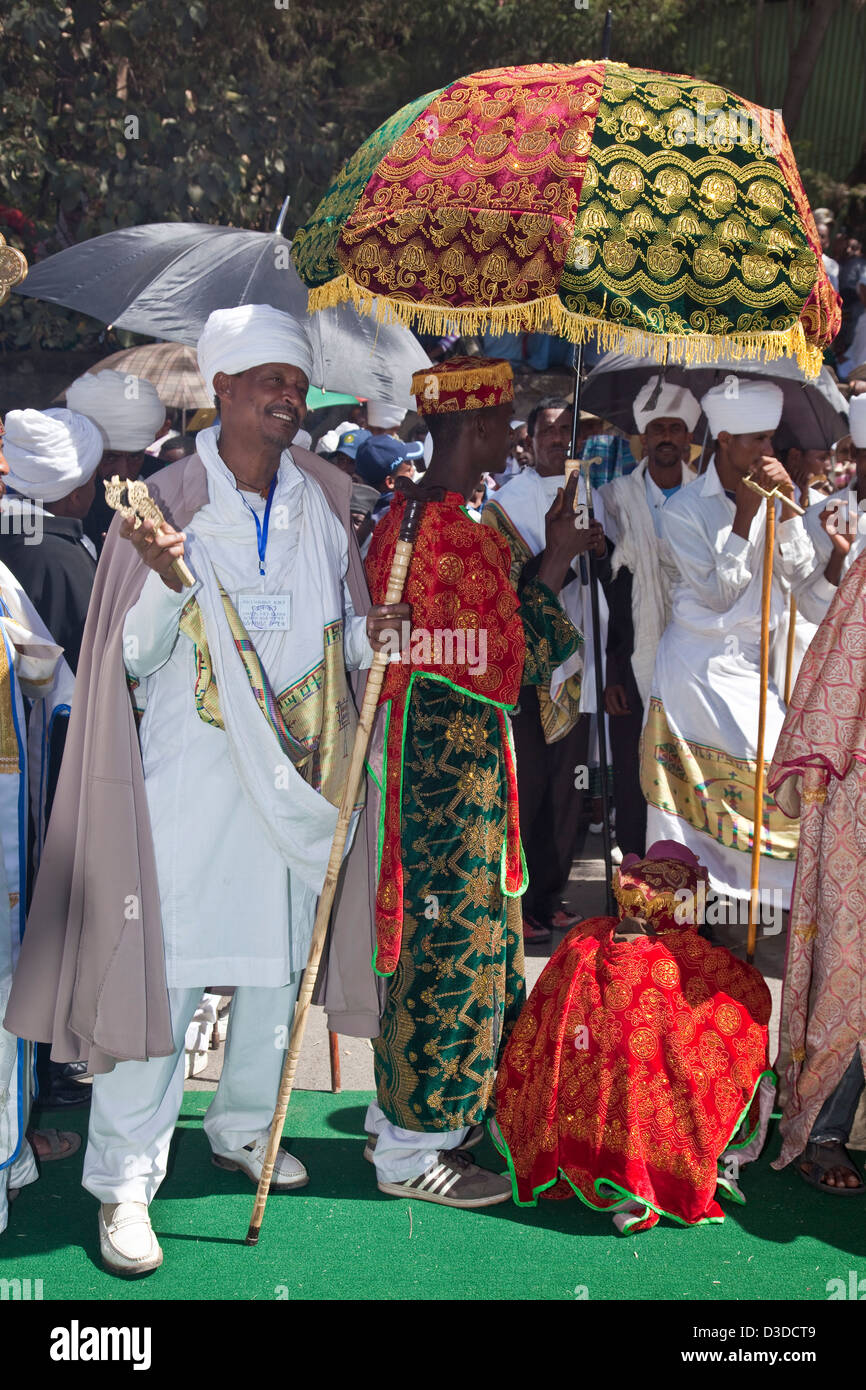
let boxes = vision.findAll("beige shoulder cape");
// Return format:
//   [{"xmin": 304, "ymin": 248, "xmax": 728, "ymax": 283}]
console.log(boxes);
[{"xmin": 5, "ymin": 449, "xmax": 384, "ymax": 1072}]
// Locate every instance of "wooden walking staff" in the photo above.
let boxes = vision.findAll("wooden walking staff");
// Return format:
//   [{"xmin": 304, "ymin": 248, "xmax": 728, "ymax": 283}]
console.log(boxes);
[
  {"xmin": 245, "ymin": 493, "xmax": 426, "ymax": 1246},
  {"xmin": 740, "ymin": 470, "xmax": 805, "ymax": 963},
  {"xmin": 746, "ymin": 494, "xmax": 775, "ymax": 965}
]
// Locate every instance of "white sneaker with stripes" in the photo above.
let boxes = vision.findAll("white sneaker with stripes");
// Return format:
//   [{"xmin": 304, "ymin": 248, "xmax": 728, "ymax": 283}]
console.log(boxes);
[
  {"xmin": 363, "ymin": 1122, "xmax": 484, "ymax": 1165},
  {"xmin": 376, "ymin": 1148, "xmax": 512, "ymax": 1207}
]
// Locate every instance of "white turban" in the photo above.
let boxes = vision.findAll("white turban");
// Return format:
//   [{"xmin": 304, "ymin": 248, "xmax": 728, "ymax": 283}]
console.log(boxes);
[
  {"xmin": 634, "ymin": 376, "xmax": 700, "ymax": 433},
  {"xmin": 701, "ymin": 379, "xmax": 784, "ymax": 438},
  {"xmin": 67, "ymin": 370, "xmax": 166, "ymax": 452},
  {"xmin": 3, "ymin": 408, "xmax": 103, "ymax": 502},
  {"xmin": 850, "ymin": 394, "xmax": 866, "ymax": 448},
  {"xmin": 316, "ymin": 428, "xmax": 342, "ymax": 455},
  {"xmin": 366, "ymin": 400, "xmax": 407, "ymax": 430},
  {"xmin": 196, "ymin": 304, "xmax": 314, "ymax": 396}
]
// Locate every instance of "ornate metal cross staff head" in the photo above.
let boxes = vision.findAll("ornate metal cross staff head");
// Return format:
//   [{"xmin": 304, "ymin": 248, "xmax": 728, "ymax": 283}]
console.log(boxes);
[
  {"xmin": 104, "ymin": 475, "xmax": 196, "ymax": 587},
  {"xmin": 0, "ymin": 236, "xmax": 28, "ymax": 309},
  {"xmin": 742, "ymin": 473, "xmax": 805, "ymax": 517}
]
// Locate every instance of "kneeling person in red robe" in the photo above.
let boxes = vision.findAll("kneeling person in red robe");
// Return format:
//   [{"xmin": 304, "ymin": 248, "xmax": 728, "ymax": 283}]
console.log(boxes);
[{"xmin": 492, "ymin": 841, "xmax": 773, "ymax": 1232}]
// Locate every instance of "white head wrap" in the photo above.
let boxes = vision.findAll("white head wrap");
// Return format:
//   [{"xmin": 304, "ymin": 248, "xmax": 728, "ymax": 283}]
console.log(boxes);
[
  {"xmin": 366, "ymin": 401, "xmax": 407, "ymax": 430},
  {"xmin": 850, "ymin": 394, "xmax": 866, "ymax": 448},
  {"xmin": 634, "ymin": 376, "xmax": 700, "ymax": 433},
  {"xmin": 67, "ymin": 370, "xmax": 166, "ymax": 452},
  {"xmin": 196, "ymin": 304, "xmax": 314, "ymax": 396},
  {"xmin": 701, "ymin": 378, "xmax": 784, "ymax": 438},
  {"xmin": 3, "ymin": 408, "xmax": 103, "ymax": 502},
  {"xmin": 316, "ymin": 428, "xmax": 342, "ymax": 455}
]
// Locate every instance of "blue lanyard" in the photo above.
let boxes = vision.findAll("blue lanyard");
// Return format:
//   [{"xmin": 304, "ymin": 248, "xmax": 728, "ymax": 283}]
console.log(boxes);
[{"xmin": 243, "ymin": 476, "xmax": 277, "ymax": 578}]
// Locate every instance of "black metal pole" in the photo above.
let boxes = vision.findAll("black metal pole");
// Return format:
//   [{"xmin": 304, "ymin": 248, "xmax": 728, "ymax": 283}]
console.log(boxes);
[
  {"xmin": 601, "ymin": 10, "xmax": 613, "ymax": 60},
  {"xmin": 572, "ymin": 344, "xmax": 616, "ymax": 916},
  {"xmin": 571, "ymin": 344, "xmax": 589, "ymax": 587}
]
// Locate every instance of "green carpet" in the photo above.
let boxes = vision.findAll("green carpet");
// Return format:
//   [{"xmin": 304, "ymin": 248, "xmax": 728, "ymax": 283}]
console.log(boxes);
[{"xmin": 3, "ymin": 1090, "xmax": 865, "ymax": 1301}]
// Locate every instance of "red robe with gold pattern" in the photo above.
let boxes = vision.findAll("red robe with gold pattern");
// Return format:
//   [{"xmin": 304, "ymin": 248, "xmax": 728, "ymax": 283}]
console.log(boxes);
[{"xmin": 492, "ymin": 913, "xmax": 772, "ymax": 1230}]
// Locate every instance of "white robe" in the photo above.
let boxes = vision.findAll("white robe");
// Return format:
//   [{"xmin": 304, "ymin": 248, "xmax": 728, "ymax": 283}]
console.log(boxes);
[
  {"xmin": 489, "ymin": 467, "xmax": 606, "ymax": 714},
  {"xmin": 599, "ymin": 459, "xmax": 695, "ymax": 707},
  {"xmin": 789, "ymin": 488, "xmax": 866, "ymax": 626},
  {"xmin": 770, "ymin": 486, "xmax": 836, "ymax": 693},
  {"xmin": 643, "ymin": 458, "xmax": 817, "ymax": 899},
  {"xmin": 122, "ymin": 440, "xmax": 371, "ymax": 988}
]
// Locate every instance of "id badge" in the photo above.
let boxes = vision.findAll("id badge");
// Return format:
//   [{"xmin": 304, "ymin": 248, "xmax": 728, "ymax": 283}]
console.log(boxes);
[{"xmin": 236, "ymin": 592, "xmax": 292, "ymax": 631}]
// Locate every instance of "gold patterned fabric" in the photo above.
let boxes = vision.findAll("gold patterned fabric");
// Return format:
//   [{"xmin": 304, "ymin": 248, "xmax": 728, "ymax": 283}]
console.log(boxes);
[
  {"xmin": 640, "ymin": 695, "xmax": 798, "ymax": 861},
  {"xmin": 372, "ymin": 682, "xmax": 526, "ymax": 1130},
  {"xmin": 558, "ymin": 66, "xmax": 837, "ymax": 372},
  {"xmin": 178, "ymin": 593, "xmax": 357, "ymax": 809},
  {"xmin": 492, "ymin": 912, "xmax": 772, "ymax": 1229},
  {"xmin": 0, "ymin": 630, "xmax": 18, "ymax": 774},
  {"xmin": 293, "ymin": 61, "xmax": 839, "ymax": 375}
]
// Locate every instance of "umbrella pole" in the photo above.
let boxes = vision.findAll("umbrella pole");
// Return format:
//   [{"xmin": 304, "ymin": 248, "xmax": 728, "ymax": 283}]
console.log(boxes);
[
  {"xmin": 245, "ymin": 496, "xmax": 426, "ymax": 1245},
  {"xmin": 747, "ymin": 496, "xmax": 775, "ymax": 965},
  {"xmin": 570, "ymin": 346, "xmax": 616, "ymax": 917},
  {"xmin": 784, "ymin": 594, "xmax": 797, "ymax": 704}
]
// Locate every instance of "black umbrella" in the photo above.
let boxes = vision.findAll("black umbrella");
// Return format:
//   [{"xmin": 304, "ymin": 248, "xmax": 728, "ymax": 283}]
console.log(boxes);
[
  {"xmin": 14, "ymin": 216, "xmax": 429, "ymax": 407},
  {"xmin": 582, "ymin": 350, "xmax": 849, "ymax": 453}
]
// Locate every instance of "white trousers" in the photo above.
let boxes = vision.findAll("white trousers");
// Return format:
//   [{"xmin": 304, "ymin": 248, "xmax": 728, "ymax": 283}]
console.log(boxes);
[
  {"xmin": 365, "ymin": 1102, "xmax": 467, "ymax": 1183},
  {"xmin": 83, "ymin": 980, "xmax": 299, "ymax": 1205}
]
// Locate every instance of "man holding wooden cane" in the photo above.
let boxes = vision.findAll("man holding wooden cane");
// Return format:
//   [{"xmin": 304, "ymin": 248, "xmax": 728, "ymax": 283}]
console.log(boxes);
[
  {"xmin": 640, "ymin": 379, "xmax": 814, "ymax": 906},
  {"xmin": 6, "ymin": 304, "xmax": 405, "ymax": 1276}
]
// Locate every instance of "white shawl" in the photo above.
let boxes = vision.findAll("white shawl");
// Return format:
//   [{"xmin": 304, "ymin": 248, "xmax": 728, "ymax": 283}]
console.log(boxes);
[
  {"xmin": 187, "ymin": 428, "xmax": 345, "ymax": 895},
  {"xmin": 599, "ymin": 459, "xmax": 694, "ymax": 706},
  {"xmin": 490, "ymin": 467, "xmax": 609, "ymax": 714}
]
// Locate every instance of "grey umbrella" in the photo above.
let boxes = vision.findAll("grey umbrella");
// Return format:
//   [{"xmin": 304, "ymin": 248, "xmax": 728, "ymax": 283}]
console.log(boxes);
[
  {"xmin": 14, "ymin": 220, "xmax": 429, "ymax": 408},
  {"xmin": 582, "ymin": 350, "xmax": 849, "ymax": 452}
]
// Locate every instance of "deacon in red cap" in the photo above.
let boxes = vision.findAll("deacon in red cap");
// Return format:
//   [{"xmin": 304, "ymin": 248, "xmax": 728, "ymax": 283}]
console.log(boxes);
[{"xmin": 362, "ymin": 357, "xmax": 587, "ymax": 1210}]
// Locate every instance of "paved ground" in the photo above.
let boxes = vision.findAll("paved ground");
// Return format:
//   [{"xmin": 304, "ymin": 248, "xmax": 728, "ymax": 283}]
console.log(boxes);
[{"xmin": 187, "ymin": 833, "xmax": 788, "ymax": 1097}]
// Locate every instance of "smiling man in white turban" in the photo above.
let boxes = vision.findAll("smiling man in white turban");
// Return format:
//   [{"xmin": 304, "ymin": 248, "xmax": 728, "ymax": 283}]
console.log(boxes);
[
  {"xmin": 67, "ymin": 369, "xmax": 167, "ymax": 552},
  {"xmin": 6, "ymin": 303, "xmax": 407, "ymax": 1276},
  {"xmin": 599, "ymin": 377, "xmax": 700, "ymax": 858},
  {"xmin": 639, "ymin": 377, "xmax": 817, "ymax": 904}
]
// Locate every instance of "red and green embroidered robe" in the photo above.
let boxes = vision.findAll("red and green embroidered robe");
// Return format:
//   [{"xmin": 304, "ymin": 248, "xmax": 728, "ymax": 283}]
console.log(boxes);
[{"xmin": 365, "ymin": 491, "xmax": 580, "ymax": 1131}]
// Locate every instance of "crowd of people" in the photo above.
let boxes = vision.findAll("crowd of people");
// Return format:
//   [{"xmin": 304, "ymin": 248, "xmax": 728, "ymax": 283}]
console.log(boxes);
[{"xmin": 0, "ymin": 280, "xmax": 864, "ymax": 1277}]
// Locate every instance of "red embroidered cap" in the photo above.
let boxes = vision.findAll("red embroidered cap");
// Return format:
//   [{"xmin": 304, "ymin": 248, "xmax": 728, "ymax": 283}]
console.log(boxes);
[{"xmin": 411, "ymin": 355, "xmax": 514, "ymax": 416}]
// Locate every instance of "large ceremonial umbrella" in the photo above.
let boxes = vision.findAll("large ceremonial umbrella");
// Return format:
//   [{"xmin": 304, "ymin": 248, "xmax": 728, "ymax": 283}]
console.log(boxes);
[
  {"xmin": 290, "ymin": 59, "xmax": 841, "ymax": 956},
  {"xmin": 14, "ymin": 222, "xmax": 429, "ymax": 408},
  {"xmin": 582, "ymin": 350, "xmax": 849, "ymax": 451},
  {"xmin": 291, "ymin": 60, "xmax": 839, "ymax": 375}
]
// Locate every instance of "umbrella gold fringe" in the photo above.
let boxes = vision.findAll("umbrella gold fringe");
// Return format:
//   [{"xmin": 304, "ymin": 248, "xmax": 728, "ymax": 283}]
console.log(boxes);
[{"xmin": 309, "ymin": 274, "xmax": 824, "ymax": 379}]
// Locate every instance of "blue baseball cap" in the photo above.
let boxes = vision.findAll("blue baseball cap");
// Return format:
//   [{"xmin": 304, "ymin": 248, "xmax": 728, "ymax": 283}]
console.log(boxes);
[
  {"xmin": 356, "ymin": 434, "xmax": 422, "ymax": 486},
  {"xmin": 334, "ymin": 427, "xmax": 371, "ymax": 460}
]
